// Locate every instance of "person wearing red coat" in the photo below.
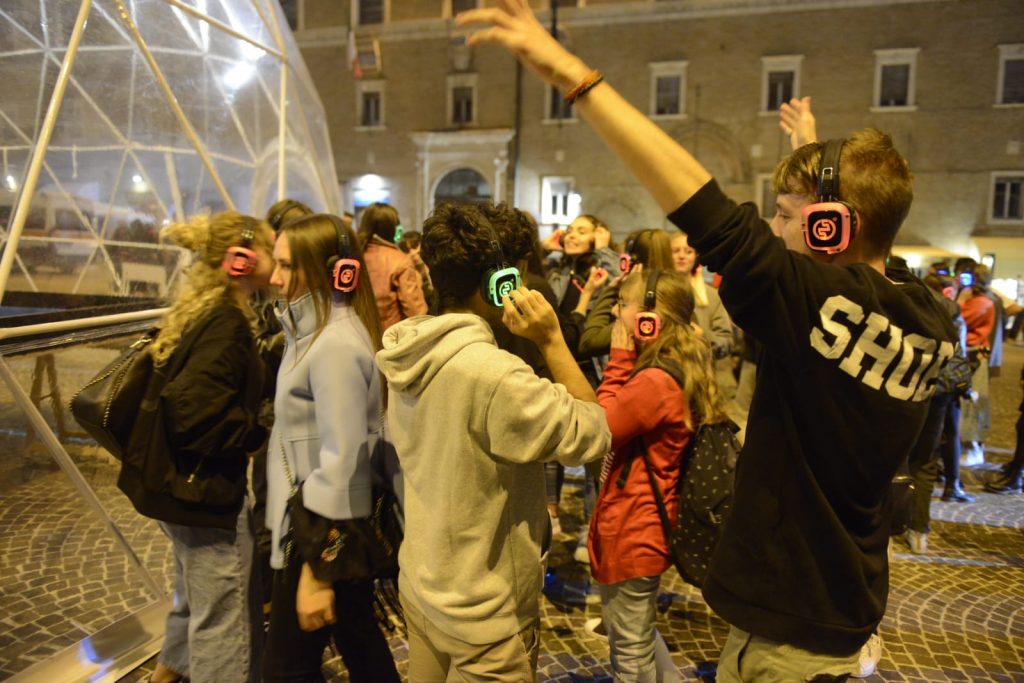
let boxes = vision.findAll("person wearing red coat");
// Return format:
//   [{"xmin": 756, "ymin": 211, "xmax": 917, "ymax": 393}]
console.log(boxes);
[{"xmin": 588, "ymin": 268, "xmax": 727, "ymax": 681}]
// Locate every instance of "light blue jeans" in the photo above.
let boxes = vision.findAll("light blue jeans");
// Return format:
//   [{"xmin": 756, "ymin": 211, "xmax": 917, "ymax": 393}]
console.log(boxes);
[
  {"xmin": 599, "ymin": 575, "xmax": 681, "ymax": 683},
  {"xmin": 158, "ymin": 502, "xmax": 262, "ymax": 682}
]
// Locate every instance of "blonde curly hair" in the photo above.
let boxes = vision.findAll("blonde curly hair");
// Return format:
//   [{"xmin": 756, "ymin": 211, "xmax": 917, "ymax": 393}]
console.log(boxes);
[{"xmin": 150, "ymin": 211, "xmax": 273, "ymax": 366}]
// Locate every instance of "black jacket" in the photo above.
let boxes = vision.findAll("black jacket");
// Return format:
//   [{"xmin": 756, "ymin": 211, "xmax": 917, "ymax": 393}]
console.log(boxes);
[
  {"xmin": 671, "ymin": 181, "xmax": 956, "ymax": 655},
  {"xmin": 118, "ymin": 298, "xmax": 263, "ymax": 529}
]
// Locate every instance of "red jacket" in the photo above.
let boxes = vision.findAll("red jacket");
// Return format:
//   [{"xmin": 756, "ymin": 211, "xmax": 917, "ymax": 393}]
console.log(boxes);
[
  {"xmin": 363, "ymin": 238, "xmax": 428, "ymax": 330},
  {"xmin": 589, "ymin": 349, "xmax": 692, "ymax": 585},
  {"xmin": 960, "ymin": 294, "xmax": 995, "ymax": 348}
]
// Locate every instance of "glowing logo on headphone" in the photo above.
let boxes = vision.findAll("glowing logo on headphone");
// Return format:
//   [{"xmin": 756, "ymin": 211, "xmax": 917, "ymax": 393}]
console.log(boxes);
[
  {"xmin": 812, "ymin": 217, "xmax": 837, "ymax": 241},
  {"xmin": 497, "ymin": 278, "xmax": 516, "ymax": 299}
]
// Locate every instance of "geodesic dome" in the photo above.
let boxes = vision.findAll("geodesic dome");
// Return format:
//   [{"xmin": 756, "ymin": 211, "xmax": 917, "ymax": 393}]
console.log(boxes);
[{"xmin": 0, "ymin": 0, "xmax": 341, "ymax": 301}]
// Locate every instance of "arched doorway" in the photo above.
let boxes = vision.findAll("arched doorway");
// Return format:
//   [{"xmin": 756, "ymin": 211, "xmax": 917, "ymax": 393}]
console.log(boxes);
[{"xmin": 433, "ymin": 167, "xmax": 492, "ymax": 206}]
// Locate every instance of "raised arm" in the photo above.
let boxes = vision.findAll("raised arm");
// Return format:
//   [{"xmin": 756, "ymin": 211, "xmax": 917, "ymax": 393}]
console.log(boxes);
[
  {"xmin": 778, "ymin": 96, "xmax": 817, "ymax": 151},
  {"xmin": 457, "ymin": 0, "xmax": 710, "ymax": 213}
]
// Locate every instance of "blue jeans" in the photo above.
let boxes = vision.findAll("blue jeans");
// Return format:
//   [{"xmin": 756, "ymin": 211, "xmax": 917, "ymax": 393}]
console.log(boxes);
[
  {"xmin": 158, "ymin": 502, "xmax": 262, "ymax": 682},
  {"xmin": 599, "ymin": 576, "xmax": 681, "ymax": 683}
]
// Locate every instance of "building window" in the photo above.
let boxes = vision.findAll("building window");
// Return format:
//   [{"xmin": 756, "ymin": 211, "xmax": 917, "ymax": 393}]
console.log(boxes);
[
  {"xmin": 356, "ymin": 81, "xmax": 385, "ymax": 129},
  {"xmin": 541, "ymin": 176, "xmax": 580, "ymax": 226},
  {"xmin": 761, "ymin": 55, "xmax": 802, "ymax": 112},
  {"xmin": 351, "ymin": 35, "xmax": 382, "ymax": 79},
  {"xmin": 757, "ymin": 174, "xmax": 777, "ymax": 220},
  {"xmin": 355, "ymin": 0, "xmax": 386, "ymax": 25},
  {"xmin": 545, "ymin": 85, "xmax": 575, "ymax": 122},
  {"xmin": 447, "ymin": 73, "xmax": 478, "ymax": 127},
  {"xmin": 873, "ymin": 48, "xmax": 919, "ymax": 110},
  {"xmin": 649, "ymin": 61, "xmax": 688, "ymax": 118},
  {"xmin": 991, "ymin": 173, "xmax": 1024, "ymax": 222},
  {"xmin": 453, "ymin": 87, "xmax": 473, "ymax": 125},
  {"xmin": 997, "ymin": 44, "xmax": 1024, "ymax": 105},
  {"xmin": 279, "ymin": 0, "xmax": 300, "ymax": 31}
]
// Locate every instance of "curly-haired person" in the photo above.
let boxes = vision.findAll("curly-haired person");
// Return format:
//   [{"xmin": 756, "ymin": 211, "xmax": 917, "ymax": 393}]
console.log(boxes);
[{"xmin": 375, "ymin": 202, "xmax": 611, "ymax": 681}]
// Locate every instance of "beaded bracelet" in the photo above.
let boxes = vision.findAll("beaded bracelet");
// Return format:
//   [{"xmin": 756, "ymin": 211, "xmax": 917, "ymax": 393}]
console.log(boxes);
[{"xmin": 564, "ymin": 70, "xmax": 605, "ymax": 105}]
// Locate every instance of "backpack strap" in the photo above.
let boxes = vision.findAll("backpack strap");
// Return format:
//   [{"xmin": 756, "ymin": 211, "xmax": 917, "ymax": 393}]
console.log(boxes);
[{"xmin": 635, "ymin": 437, "xmax": 677, "ymax": 549}]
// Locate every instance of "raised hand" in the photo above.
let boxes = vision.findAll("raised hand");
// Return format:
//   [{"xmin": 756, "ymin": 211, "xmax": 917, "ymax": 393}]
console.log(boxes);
[
  {"xmin": 584, "ymin": 266, "xmax": 609, "ymax": 294},
  {"xmin": 456, "ymin": 0, "xmax": 592, "ymax": 92},
  {"xmin": 779, "ymin": 96, "xmax": 817, "ymax": 151},
  {"xmin": 611, "ymin": 315, "xmax": 635, "ymax": 352},
  {"xmin": 502, "ymin": 286, "xmax": 561, "ymax": 347},
  {"xmin": 542, "ymin": 228, "xmax": 565, "ymax": 252}
]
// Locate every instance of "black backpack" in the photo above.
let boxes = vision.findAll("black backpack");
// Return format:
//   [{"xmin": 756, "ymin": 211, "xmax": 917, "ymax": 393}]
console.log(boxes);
[{"xmin": 637, "ymin": 419, "xmax": 740, "ymax": 588}]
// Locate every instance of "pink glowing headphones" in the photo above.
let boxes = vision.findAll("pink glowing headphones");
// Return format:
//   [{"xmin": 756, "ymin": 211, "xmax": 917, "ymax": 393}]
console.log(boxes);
[
  {"xmin": 222, "ymin": 218, "xmax": 258, "ymax": 277},
  {"xmin": 324, "ymin": 214, "xmax": 361, "ymax": 293},
  {"xmin": 800, "ymin": 139, "xmax": 857, "ymax": 255},
  {"xmin": 634, "ymin": 268, "xmax": 662, "ymax": 341}
]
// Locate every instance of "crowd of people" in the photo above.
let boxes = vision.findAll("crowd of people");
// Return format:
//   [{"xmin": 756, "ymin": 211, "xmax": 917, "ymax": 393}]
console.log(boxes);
[{"xmin": 106, "ymin": 2, "xmax": 1024, "ymax": 682}]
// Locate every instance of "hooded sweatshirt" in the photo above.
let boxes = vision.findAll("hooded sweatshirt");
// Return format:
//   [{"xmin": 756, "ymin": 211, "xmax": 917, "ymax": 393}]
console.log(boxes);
[
  {"xmin": 375, "ymin": 313, "xmax": 610, "ymax": 645},
  {"xmin": 673, "ymin": 181, "xmax": 957, "ymax": 655}
]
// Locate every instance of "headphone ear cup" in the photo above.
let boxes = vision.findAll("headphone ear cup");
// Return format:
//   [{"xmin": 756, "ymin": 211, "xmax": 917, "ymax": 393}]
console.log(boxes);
[
  {"xmin": 331, "ymin": 258, "xmax": 361, "ymax": 292},
  {"xmin": 481, "ymin": 266, "xmax": 522, "ymax": 307},
  {"xmin": 800, "ymin": 201, "xmax": 854, "ymax": 255},
  {"xmin": 222, "ymin": 246, "xmax": 257, "ymax": 276},
  {"xmin": 634, "ymin": 312, "xmax": 661, "ymax": 341}
]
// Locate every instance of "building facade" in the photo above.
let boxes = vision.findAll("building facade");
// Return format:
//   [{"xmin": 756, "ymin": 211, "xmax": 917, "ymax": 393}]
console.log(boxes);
[{"xmin": 285, "ymin": 0, "xmax": 1024, "ymax": 277}]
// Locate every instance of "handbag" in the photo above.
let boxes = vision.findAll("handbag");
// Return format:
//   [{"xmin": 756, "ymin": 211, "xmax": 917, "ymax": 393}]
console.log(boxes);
[
  {"xmin": 70, "ymin": 331, "xmax": 156, "ymax": 460},
  {"xmin": 280, "ymin": 422, "xmax": 403, "ymax": 583}
]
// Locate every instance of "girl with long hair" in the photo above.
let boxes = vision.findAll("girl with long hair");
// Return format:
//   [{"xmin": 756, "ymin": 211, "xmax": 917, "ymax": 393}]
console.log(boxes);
[
  {"xmin": 262, "ymin": 214, "xmax": 400, "ymax": 683},
  {"xmin": 540, "ymin": 213, "xmax": 617, "ymax": 541},
  {"xmin": 579, "ymin": 228, "xmax": 675, "ymax": 357},
  {"xmin": 127, "ymin": 211, "xmax": 275, "ymax": 683},
  {"xmin": 671, "ymin": 231, "xmax": 736, "ymax": 373},
  {"xmin": 589, "ymin": 269, "xmax": 727, "ymax": 681}
]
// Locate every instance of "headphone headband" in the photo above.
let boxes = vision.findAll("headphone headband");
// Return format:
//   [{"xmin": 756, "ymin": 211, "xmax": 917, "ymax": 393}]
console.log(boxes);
[
  {"xmin": 643, "ymin": 268, "xmax": 661, "ymax": 311},
  {"xmin": 816, "ymin": 139, "xmax": 844, "ymax": 202}
]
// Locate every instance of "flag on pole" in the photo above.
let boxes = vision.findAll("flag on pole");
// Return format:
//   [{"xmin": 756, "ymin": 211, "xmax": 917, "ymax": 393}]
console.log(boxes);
[{"xmin": 347, "ymin": 29, "xmax": 363, "ymax": 79}]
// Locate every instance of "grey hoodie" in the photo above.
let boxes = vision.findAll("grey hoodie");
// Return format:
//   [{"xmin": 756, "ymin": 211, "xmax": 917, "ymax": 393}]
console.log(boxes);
[{"xmin": 376, "ymin": 313, "xmax": 610, "ymax": 645}]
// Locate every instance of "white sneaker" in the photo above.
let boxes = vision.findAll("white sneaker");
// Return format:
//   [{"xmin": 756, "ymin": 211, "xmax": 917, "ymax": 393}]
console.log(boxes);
[
  {"xmin": 573, "ymin": 545, "xmax": 590, "ymax": 564},
  {"xmin": 960, "ymin": 441, "xmax": 985, "ymax": 467},
  {"xmin": 851, "ymin": 632, "xmax": 882, "ymax": 678},
  {"xmin": 905, "ymin": 529, "xmax": 928, "ymax": 555}
]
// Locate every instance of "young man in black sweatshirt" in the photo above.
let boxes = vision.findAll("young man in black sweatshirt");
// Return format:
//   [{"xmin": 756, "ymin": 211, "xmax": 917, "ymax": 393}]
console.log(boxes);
[{"xmin": 459, "ymin": 2, "xmax": 957, "ymax": 680}]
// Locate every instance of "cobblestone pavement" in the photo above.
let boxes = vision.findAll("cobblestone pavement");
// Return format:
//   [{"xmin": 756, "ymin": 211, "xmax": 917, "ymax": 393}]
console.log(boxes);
[{"xmin": 1, "ymin": 342, "xmax": 1022, "ymax": 681}]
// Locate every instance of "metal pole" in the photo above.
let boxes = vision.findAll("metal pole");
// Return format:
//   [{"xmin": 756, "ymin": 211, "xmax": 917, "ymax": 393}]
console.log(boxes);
[
  {"xmin": 0, "ymin": 307, "xmax": 167, "ymax": 342},
  {"xmin": 112, "ymin": 0, "xmax": 235, "ymax": 211},
  {"xmin": 158, "ymin": 0, "xmax": 283, "ymax": 60},
  {"xmin": 0, "ymin": 0, "xmax": 94, "ymax": 305},
  {"xmin": 0, "ymin": 355, "xmax": 164, "ymax": 598},
  {"xmin": 277, "ymin": 66, "xmax": 289, "ymax": 203}
]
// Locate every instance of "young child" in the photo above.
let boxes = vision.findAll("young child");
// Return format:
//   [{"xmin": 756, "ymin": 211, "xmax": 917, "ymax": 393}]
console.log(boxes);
[{"xmin": 589, "ymin": 268, "xmax": 727, "ymax": 680}]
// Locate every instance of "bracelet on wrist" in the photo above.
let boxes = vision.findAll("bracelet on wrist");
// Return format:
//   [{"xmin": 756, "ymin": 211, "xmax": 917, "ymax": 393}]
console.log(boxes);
[{"xmin": 564, "ymin": 70, "xmax": 605, "ymax": 105}]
